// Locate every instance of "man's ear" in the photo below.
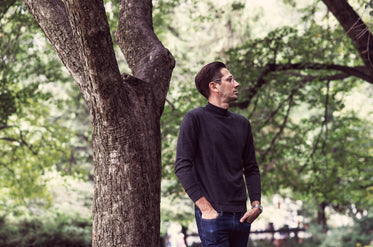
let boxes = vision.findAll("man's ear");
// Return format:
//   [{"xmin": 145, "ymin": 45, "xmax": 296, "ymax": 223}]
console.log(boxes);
[{"xmin": 209, "ymin": 82, "xmax": 219, "ymax": 93}]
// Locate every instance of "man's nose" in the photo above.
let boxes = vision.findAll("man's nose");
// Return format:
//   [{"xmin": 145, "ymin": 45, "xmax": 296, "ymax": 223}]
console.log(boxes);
[{"xmin": 234, "ymin": 80, "xmax": 239, "ymax": 87}]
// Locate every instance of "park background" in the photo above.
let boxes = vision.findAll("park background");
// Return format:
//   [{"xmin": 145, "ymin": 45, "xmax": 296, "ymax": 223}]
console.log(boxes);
[{"xmin": 0, "ymin": 0, "xmax": 372, "ymax": 246}]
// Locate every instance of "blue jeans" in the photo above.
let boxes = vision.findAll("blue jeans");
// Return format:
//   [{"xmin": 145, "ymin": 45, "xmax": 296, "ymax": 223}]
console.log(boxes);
[{"xmin": 195, "ymin": 207, "xmax": 251, "ymax": 247}]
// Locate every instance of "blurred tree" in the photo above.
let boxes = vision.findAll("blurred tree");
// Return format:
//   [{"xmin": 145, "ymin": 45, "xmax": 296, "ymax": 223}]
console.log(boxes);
[
  {"xmin": 23, "ymin": 0, "xmax": 175, "ymax": 246},
  {"xmin": 0, "ymin": 0, "xmax": 84, "ymax": 210}
]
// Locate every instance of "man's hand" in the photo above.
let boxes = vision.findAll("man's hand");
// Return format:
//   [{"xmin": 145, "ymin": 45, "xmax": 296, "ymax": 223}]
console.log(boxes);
[
  {"xmin": 239, "ymin": 201, "xmax": 261, "ymax": 224},
  {"xmin": 195, "ymin": 197, "xmax": 219, "ymax": 219}
]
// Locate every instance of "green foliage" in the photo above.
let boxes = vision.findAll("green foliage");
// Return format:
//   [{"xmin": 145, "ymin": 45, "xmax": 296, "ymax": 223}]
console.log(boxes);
[
  {"xmin": 153, "ymin": 0, "xmax": 187, "ymax": 39},
  {"xmin": 223, "ymin": 20, "xmax": 373, "ymax": 212},
  {"xmin": 0, "ymin": 1, "xmax": 93, "ymax": 209},
  {"xmin": 0, "ymin": 213, "xmax": 92, "ymax": 247},
  {"xmin": 342, "ymin": 214, "xmax": 373, "ymax": 247}
]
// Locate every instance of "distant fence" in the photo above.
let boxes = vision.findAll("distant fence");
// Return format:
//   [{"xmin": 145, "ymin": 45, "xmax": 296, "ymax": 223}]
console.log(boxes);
[
  {"xmin": 251, "ymin": 227, "xmax": 307, "ymax": 242},
  {"xmin": 161, "ymin": 225, "xmax": 307, "ymax": 247},
  {"xmin": 181, "ymin": 227, "xmax": 307, "ymax": 247}
]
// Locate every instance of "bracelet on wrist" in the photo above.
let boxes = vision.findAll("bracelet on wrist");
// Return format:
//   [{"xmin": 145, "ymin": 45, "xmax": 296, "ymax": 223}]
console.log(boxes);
[{"xmin": 251, "ymin": 204, "xmax": 263, "ymax": 214}]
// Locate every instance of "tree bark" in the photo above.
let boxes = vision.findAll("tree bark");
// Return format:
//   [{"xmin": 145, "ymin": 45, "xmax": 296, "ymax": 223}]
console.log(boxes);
[
  {"xmin": 115, "ymin": 0, "xmax": 174, "ymax": 113},
  {"xmin": 22, "ymin": 0, "xmax": 175, "ymax": 246},
  {"xmin": 322, "ymin": 0, "xmax": 373, "ymax": 76},
  {"xmin": 317, "ymin": 202, "xmax": 328, "ymax": 233}
]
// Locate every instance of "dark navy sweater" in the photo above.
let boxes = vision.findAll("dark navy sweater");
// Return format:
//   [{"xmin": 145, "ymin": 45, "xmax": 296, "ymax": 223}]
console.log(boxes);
[{"xmin": 175, "ymin": 103, "xmax": 261, "ymax": 212}]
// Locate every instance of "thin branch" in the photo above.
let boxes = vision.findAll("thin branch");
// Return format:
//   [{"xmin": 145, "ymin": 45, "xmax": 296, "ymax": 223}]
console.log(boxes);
[
  {"xmin": 259, "ymin": 91, "xmax": 295, "ymax": 163},
  {"xmin": 230, "ymin": 63, "xmax": 274, "ymax": 109},
  {"xmin": 247, "ymin": 96, "xmax": 259, "ymax": 120},
  {"xmin": 165, "ymin": 98, "xmax": 176, "ymax": 111},
  {"xmin": 0, "ymin": 124, "xmax": 14, "ymax": 131},
  {"xmin": 309, "ymin": 127, "xmax": 324, "ymax": 172},
  {"xmin": 0, "ymin": 0, "xmax": 16, "ymax": 22},
  {"xmin": 167, "ymin": 26, "xmax": 183, "ymax": 40},
  {"xmin": 0, "ymin": 131, "xmax": 38, "ymax": 155},
  {"xmin": 260, "ymin": 94, "xmax": 292, "ymax": 128},
  {"xmin": 0, "ymin": 162, "xmax": 15, "ymax": 175},
  {"xmin": 305, "ymin": 81, "xmax": 332, "ymax": 175},
  {"xmin": 321, "ymin": 80, "xmax": 331, "ymax": 156}
]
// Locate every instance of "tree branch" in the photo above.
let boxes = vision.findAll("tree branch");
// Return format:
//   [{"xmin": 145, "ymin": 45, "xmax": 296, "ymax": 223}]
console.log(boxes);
[
  {"xmin": 273, "ymin": 63, "xmax": 373, "ymax": 83},
  {"xmin": 0, "ymin": 134, "xmax": 38, "ymax": 155},
  {"xmin": 0, "ymin": 125, "xmax": 10, "ymax": 131},
  {"xmin": 165, "ymin": 98, "xmax": 176, "ymax": 111},
  {"xmin": 230, "ymin": 63, "xmax": 273, "ymax": 109},
  {"xmin": 308, "ymin": 81, "xmax": 332, "ymax": 174},
  {"xmin": 64, "ymin": 0, "xmax": 122, "ymax": 100},
  {"xmin": 259, "ymin": 90, "xmax": 295, "ymax": 163},
  {"xmin": 321, "ymin": 80, "xmax": 331, "ymax": 156},
  {"xmin": 22, "ymin": 0, "xmax": 89, "ymax": 96},
  {"xmin": 0, "ymin": 162, "xmax": 15, "ymax": 176},
  {"xmin": 0, "ymin": 0, "xmax": 16, "ymax": 22},
  {"xmin": 231, "ymin": 62, "xmax": 363, "ymax": 110},
  {"xmin": 115, "ymin": 0, "xmax": 175, "ymax": 113},
  {"xmin": 247, "ymin": 96, "xmax": 259, "ymax": 120},
  {"xmin": 0, "ymin": 137, "xmax": 18, "ymax": 142},
  {"xmin": 322, "ymin": 0, "xmax": 373, "ymax": 75}
]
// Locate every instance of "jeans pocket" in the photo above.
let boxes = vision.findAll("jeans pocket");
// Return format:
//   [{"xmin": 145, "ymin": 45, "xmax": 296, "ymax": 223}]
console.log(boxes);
[
  {"xmin": 239, "ymin": 221, "xmax": 251, "ymax": 233},
  {"xmin": 200, "ymin": 217, "xmax": 222, "ymax": 243}
]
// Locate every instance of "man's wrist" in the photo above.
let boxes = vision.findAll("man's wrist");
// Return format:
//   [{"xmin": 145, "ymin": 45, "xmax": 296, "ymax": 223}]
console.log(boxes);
[
  {"xmin": 195, "ymin": 197, "xmax": 214, "ymax": 212},
  {"xmin": 251, "ymin": 203, "xmax": 263, "ymax": 214}
]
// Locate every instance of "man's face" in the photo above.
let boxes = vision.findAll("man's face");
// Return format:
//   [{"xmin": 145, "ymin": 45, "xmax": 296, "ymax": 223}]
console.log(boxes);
[{"xmin": 215, "ymin": 68, "xmax": 240, "ymax": 103}]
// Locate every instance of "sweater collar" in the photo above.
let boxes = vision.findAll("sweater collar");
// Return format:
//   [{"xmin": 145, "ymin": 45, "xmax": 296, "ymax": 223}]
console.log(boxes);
[{"xmin": 206, "ymin": 102, "xmax": 229, "ymax": 116}]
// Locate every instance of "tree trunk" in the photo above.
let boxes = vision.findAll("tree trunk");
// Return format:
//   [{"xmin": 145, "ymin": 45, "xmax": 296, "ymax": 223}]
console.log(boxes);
[
  {"xmin": 22, "ymin": 0, "xmax": 175, "ymax": 246},
  {"xmin": 91, "ymin": 75, "xmax": 164, "ymax": 246},
  {"xmin": 317, "ymin": 202, "xmax": 328, "ymax": 233}
]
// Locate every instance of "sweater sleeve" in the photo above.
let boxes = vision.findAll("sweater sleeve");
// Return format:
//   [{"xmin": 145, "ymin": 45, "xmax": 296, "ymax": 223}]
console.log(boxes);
[
  {"xmin": 175, "ymin": 112, "xmax": 204, "ymax": 202},
  {"xmin": 243, "ymin": 121, "xmax": 261, "ymax": 203}
]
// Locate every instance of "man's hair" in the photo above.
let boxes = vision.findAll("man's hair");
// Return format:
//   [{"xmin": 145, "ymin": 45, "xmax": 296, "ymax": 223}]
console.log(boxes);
[{"xmin": 195, "ymin": 61, "xmax": 226, "ymax": 99}]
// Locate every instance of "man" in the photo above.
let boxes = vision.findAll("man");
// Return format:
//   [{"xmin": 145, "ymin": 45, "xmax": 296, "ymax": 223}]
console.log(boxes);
[{"xmin": 175, "ymin": 61, "xmax": 262, "ymax": 247}]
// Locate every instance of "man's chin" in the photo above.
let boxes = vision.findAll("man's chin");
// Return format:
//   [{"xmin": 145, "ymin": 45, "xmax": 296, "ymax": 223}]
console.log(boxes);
[{"xmin": 229, "ymin": 96, "xmax": 239, "ymax": 102}]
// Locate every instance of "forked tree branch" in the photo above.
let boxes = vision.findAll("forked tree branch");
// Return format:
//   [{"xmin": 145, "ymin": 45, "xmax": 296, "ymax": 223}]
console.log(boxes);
[{"xmin": 115, "ymin": 0, "xmax": 175, "ymax": 113}]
